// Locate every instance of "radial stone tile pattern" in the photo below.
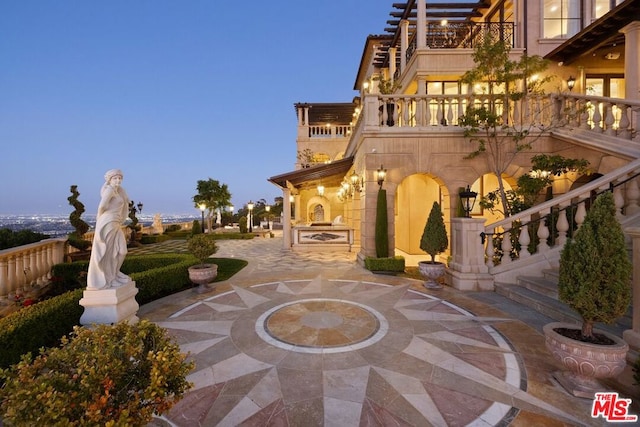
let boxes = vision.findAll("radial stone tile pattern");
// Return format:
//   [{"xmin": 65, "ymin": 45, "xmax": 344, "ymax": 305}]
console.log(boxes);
[{"xmin": 155, "ymin": 276, "xmax": 583, "ymax": 426}]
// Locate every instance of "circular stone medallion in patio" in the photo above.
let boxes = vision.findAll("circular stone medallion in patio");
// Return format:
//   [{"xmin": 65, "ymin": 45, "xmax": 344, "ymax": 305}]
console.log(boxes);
[{"xmin": 259, "ymin": 298, "xmax": 386, "ymax": 352}]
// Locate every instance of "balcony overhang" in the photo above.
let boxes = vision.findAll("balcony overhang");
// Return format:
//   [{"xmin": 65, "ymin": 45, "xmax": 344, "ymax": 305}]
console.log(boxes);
[
  {"xmin": 545, "ymin": 0, "xmax": 640, "ymax": 65},
  {"xmin": 268, "ymin": 157, "xmax": 354, "ymax": 191}
]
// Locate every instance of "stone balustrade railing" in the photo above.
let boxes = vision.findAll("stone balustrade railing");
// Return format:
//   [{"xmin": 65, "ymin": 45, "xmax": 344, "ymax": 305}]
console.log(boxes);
[
  {"xmin": 307, "ymin": 125, "xmax": 352, "ymax": 139},
  {"xmin": 1, "ymin": 220, "xmax": 195, "ymax": 302},
  {"xmin": 483, "ymin": 157, "xmax": 640, "ymax": 270},
  {"xmin": 0, "ymin": 238, "xmax": 67, "ymax": 301},
  {"xmin": 362, "ymin": 92, "xmax": 638, "ymax": 141}
]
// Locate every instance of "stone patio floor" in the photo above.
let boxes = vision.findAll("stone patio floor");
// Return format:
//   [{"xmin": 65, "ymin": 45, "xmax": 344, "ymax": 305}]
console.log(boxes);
[{"xmin": 133, "ymin": 233, "xmax": 628, "ymax": 426}]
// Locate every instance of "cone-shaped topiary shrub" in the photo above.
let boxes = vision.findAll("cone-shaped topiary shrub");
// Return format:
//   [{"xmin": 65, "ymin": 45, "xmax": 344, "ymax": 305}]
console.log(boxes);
[
  {"xmin": 375, "ymin": 189, "xmax": 389, "ymax": 257},
  {"xmin": 0, "ymin": 320, "xmax": 193, "ymax": 426},
  {"xmin": 420, "ymin": 201, "xmax": 448, "ymax": 264},
  {"xmin": 558, "ymin": 191, "xmax": 632, "ymax": 340}
]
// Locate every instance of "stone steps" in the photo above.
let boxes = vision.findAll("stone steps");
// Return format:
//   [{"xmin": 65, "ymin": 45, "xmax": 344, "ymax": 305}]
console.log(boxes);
[{"xmin": 495, "ymin": 269, "xmax": 631, "ymax": 338}]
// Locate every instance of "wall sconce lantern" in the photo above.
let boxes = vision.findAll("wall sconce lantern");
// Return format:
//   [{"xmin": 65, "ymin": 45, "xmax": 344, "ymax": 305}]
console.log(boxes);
[
  {"xmin": 317, "ymin": 184, "xmax": 325, "ymax": 196},
  {"xmin": 376, "ymin": 164, "xmax": 387, "ymax": 188},
  {"xmin": 567, "ymin": 76, "xmax": 576, "ymax": 91},
  {"xmin": 349, "ymin": 170, "xmax": 363, "ymax": 193},
  {"xmin": 459, "ymin": 185, "xmax": 478, "ymax": 218}
]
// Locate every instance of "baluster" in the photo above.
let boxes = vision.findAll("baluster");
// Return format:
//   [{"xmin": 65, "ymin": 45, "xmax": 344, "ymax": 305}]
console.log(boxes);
[
  {"xmin": 617, "ymin": 104, "xmax": 631, "ymax": 139},
  {"xmin": 518, "ymin": 217, "xmax": 531, "ymax": 259},
  {"xmin": 592, "ymin": 102, "xmax": 603, "ymax": 132},
  {"xmin": 512, "ymin": 98, "xmax": 520, "ymax": 126},
  {"xmin": 46, "ymin": 243, "xmax": 55, "ymax": 281},
  {"xmin": 403, "ymin": 97, "xmax": 411, "ymax": 127},
  {"xmin": 501, "ymin": 229, "xmax": 512, "ymax": 265},
  {"xmin": 393, "ymin": 97, "xmax": 400, "ymax": 127},
  {"xmin": 380, "ymin": 99, "xmax": 387, "ymax": 127},
  {"xmin": 446, "ymin": 99, "xmax": 454, "ymax": 125},
  {"xmin": 556, "ymin": 204, "xmax": 569, "ymax": 246},
  {"xmin": 537, "ymin": 215, "xmax": 550, "ymax": 252},
  {"xmin": 633, "ymin": 106, "xmax": 640, "ymax": 142},
  {"xmin": 613, "ymin": 184, "xmax": 625, "ymax": 220},
  {"xmin": 26, "ymin": 250, "xmax": 36, "ymax": 289},
  {"xmin": 485, "ymin": 227, "xmax": 494, "ymax": 268},
  {"xmin": 425, "ymin": 96, "xmax": 432, "ymax": 125},
  {"xmin": 7, "ymin": 256, "xmax": 17, "ymax": 296},
  {"xmin": 604, "ymin": 102, "xmax": 615, "ymax": 136},
  {"xmin": 457, "ymin": 96, "xmax": 464, "ymax": 126},
  {"xmin": 415, "ymin": 96, "xmax": 424, "ymax": 126},
  {"xmin": 580, "ymin": 100, "xmax": 591, "ymax": 130},
  {"xmin": 36, "ymin": 246, "xmax": 46, "ymax": 285},
  {"xmin": 625, "ymin": 175, "xmax": 640, "ymax": 215},
  {"xmin": 0, "ymin": 258, "xmax": 8, "ymax": 303},
  {"xmin": 17, "ymin": 253, "xmax": 27, "ymax": 292},
  {"xmin": 436, "ymin": 99, "xmax": 444, "ymax": 126},
  {"xmin": 534, "ymin": 96, "xmax": 542, "ymax": 125},
  {"xmin": 574, "ymin": 201, "xmax": 587, "ymax": 229}
]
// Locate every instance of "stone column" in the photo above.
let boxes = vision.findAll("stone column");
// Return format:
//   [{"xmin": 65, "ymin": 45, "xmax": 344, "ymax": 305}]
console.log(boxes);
[
  {"xmin": 400, "ymin": 19, "xmax": 409, "ymax": 71},
  {"xmin": 447, "ymin": 218, "xmax": 494, "ymax": 291},
  {"xmin": 621, "ymin": 21, "xmax": 640, "ymax": 102},
  {"xmin": 623, "ymin": 226, "xmax": 640, "ymax": 358},
  {"xmin": 283, "ymin": 188, "xmax": 292, "ymax": 250},
  {"xmin": 417, "ymin": 0, "xmax": 426, "ymax": 49}
]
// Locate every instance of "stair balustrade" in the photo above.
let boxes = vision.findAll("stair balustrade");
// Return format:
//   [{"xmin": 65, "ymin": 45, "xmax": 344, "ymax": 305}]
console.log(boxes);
[{"xmin": 483, "ymin": 158, "xmax": 640, "ymax": 270}]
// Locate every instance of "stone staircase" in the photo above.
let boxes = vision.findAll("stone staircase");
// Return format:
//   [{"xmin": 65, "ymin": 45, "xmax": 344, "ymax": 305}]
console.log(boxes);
[{"xmin": 495, "ymin": 269, "xmax": 632, "ymax": 339}]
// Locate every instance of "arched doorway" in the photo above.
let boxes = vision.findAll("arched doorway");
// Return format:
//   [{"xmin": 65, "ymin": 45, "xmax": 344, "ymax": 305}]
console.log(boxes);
[{"xmin": 394, "ymin": 174, "xmax": 451, "ymax": 263}]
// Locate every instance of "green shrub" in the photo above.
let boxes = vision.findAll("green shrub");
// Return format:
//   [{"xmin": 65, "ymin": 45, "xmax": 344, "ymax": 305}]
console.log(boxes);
[
  {"xmin": 239, "ymin": 216, "xmax": 248, "ymax": 233},
  {"xmin": 0, "ymin": 289, "xmax": 84, "ymax": 369},
  {"xmin": 375, "ymin": 189, "xmax": 389, "ymax": 257},
  {"xmin": 187, "ymin": 234, "xmax": 218, "ymax": 265},
  {"xmin": 0, "ymin": 320, "xmax": 193, "ymax": 426},
  {"xmin": 140, "ymin": 233, "xmax": 171, "ymax": 244},
  {"xmin": 1, "ymin": 253, "xmax": 247, "ymax": 370},
  {"xmin": 191, "ymin": 219, "xmax": 202, "ymax": 235},
  {"xmin": 420, "ymin": 201, "xmax": 448, "ymax": 263},
  {"xmin": 165, "ymin": 224, "xmax": 183, "ymax": 233},
  {"xmin": 0, "ymin": 229, "xmax": 50, "ymax": 250},
  {"xmin": 558, "ymin": 191, "xmax": 632, "ymax": 340},
  {"xmin": 364, "ymin": 256, "xmax": 405, "ymax": 272},
  {"xmin": 67, "ymin": 185, "xmax": 91, "ymax": 251}
]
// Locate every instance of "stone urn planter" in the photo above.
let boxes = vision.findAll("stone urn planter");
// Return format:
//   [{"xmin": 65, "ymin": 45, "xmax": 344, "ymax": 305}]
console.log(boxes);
[
  {"xmin": 188, "ymin": 264, "xmax": 218, "ymax": 293},
  {"xmin": 543, "ymin": 322, "xmax": 629, "ymax": 398},
  {"xmin": 418, "ymin": 261, "xmax": 445, "ymax": 289}
]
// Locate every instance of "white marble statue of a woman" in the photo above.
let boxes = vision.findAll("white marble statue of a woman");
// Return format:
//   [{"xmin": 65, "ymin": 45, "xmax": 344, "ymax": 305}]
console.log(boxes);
[{"xmin": 87, "ymin": 169, "xmax": 132, "ymax": 290}]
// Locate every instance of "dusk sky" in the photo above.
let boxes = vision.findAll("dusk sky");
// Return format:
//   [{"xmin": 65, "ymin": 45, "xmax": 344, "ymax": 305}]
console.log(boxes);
[{"xmin": 1, "ymin": 1, "xmax": 391, "ymax": 216}]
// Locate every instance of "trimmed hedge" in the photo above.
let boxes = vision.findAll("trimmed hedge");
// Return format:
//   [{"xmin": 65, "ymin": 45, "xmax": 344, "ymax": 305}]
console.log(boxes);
[
  {"xmin": 364, "ymin": 256, "xmax": 405, "ymax": 273},
  {"xmin": 1, "ymin": 253, "xmax": 249, "ymax": 369},
  {"xmin": 0, "ymin": 288, "xmax": 84, "ymax": 369},
  {"xmin": 140, "ymin": 234, "xmax": 171, "ymax": 244}
]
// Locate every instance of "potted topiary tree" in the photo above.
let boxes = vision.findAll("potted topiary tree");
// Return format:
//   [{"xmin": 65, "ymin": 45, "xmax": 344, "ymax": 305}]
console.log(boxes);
[
  {"xmin": 187, "ymin": 233, "xmax": 219, "ymax": 293},
  {"xmin": 67, "ymin": 185, "xmax": 91, "ymax": 260},
  {"xmin": 418, "ymin": 201, "xmax": 448, "ymax": 289},
  {"xmin": 543, "ymin": 191, "xmax": 632, "ymax": 398}
]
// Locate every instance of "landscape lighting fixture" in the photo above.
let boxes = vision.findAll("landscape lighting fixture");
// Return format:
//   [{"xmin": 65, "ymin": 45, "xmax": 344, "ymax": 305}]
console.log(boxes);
[
  {"xmin": 459, "ymin": 185, "xmax": 478, "ymax": 218},
  {"xmin": 567, "ymin": 76, "xmax": 576, "ymax": 91}
]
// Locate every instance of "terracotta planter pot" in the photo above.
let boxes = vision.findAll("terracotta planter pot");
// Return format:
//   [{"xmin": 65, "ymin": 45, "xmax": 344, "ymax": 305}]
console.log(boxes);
[
  {"xmin": 188, "ymin": 264, "xmax": 218, "ymax": 293},
  {"xmin": 418, "ymin": 261, "xmax": 445, "ymax": 289},
  {"xmin": 543, "ymin": 322, "xmax": 629, "ymax": 398}
]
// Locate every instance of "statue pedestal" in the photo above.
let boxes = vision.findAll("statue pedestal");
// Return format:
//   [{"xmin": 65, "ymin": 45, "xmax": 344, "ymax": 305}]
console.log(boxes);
[{"xmin": 80, "ymin": 281, "xmax": 139, "ymax": 326}]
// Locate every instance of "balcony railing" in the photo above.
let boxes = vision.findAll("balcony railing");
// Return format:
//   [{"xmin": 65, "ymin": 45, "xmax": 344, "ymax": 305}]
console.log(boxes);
[
  {"xmin": 364, "ymin": 92, "xmax": 640, "ymax": 142},
  {"xmin": 307, "ymin": 125, "xmax": 352, "ymax": 139},
  {"xmin": 407, "ymin": 22, "xmax": 515, "ymax": 62}
]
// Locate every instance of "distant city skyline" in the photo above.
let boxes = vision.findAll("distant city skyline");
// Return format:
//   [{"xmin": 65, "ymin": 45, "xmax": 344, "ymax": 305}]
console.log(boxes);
[{"xmin": 1, "ymin": 1, "xmax": 391, "ymax": 215}]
